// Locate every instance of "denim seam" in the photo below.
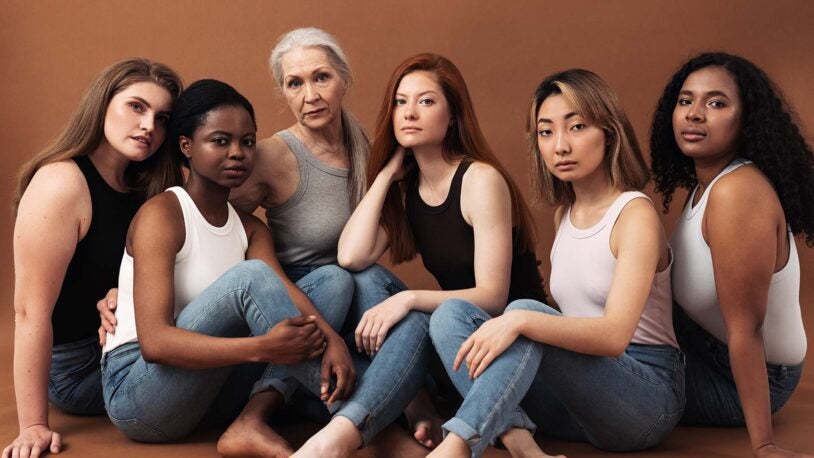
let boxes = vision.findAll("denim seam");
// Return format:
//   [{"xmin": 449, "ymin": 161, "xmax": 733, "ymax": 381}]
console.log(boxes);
[
  {"xmin": 633, "ymin": 409, "xmax": 677, "ymax": 450},
  {"xmin": 108, "ymin": 413, "xmax": 170, "ymax": 442},
  {"xmin": 476, "ymin": 333, "xmax": 536, "ymax": 443},
  {"xmin": 610, "ymin": 356, "xmax": 672, "ymax": 388},
  {"xmin": 185, "ymin": 287, "xmax": 277, "ymax": 335},
  {"xmin": 362, "ymin": 326, "xmax": 428, "ymax": 443}
]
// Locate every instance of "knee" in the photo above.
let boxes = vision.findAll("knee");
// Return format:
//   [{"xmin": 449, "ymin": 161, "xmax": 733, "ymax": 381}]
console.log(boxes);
[
  {"xmin": 230, "ymin": 259, "xmax": 280, "ymax": 288},
  {"xmin": 314, "ymin": 265, "xmax": 354, "ymax": 295},
  {"xmin": 429, "ymin": 299, "xmax": 474, "ymax": 341},
  {"xmin": 506, "ymin": 299, "xmax": 559, "ymax": 316},
  {"xmin": 352, "ymin": 264, "xmax": 405, "ymax": 293}
]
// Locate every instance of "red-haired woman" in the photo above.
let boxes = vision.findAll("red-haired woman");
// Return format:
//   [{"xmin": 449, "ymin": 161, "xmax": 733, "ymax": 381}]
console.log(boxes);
[{"xmin": 292, "ymin": 53, "xmax": 546, "ymax": 458}]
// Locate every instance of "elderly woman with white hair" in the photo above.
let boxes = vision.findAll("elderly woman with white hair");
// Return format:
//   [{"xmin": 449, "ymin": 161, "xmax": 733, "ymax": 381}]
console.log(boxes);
[{"xmin": 219, "ymin": 27, "xmax": 441, "ymax": 456}]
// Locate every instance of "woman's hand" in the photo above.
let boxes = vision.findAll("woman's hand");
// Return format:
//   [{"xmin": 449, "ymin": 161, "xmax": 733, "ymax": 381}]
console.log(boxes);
[
  {"xmin": 96, "ymin": 288, "xmax": 118, "ymax": 346},
  {"xmin": 259, "ymin": 315, "xmax": 326, "ymax": 364},
  {"xmin": 355, "ymin": 291, "xmax": 413, "ymax": 356},
  {"xmin": 382, "ymin": 146, "xmax": 414, "ymax": 182},
  {"xmin": 319, "ymin": 334, "xmax": 356, "ymax": 406},
  {"xmin": 454, "ymin": 312, "xmax": 522, "ymax": 379},
  {"xmin": 3, "ymin": 425, "xmax": 62, "ymax": 458},
  {"xmin": 755, "ymin": 444, "xmax": 813, "ymax": 458}
]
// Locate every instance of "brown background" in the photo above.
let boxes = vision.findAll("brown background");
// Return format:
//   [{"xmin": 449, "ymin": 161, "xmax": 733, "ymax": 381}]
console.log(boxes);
[{"xmin": 1, "ymin": 1, "xmax": 812, "ymax": 456}]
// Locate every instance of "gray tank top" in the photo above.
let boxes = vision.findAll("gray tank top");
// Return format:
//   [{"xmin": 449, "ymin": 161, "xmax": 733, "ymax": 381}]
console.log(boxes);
[{"xmin": 265, "ymin": 129, "xmax": 351, "ymax": 266}]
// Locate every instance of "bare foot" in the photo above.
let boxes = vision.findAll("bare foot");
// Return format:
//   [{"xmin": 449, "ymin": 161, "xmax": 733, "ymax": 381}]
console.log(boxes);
[
  {"xmin": 217, "ymin": 415, "xmax": 294, "ymax": 458},
  {"xmin": 366, "ymin": 423, "xmax": 431, "ymax": 457},
  {"xmin": 404, "ymin": 388, "xmax": 443, "ymax": 449},
  {"xmin": 292, "ymin": 416, "xmax": 362, "ymax": 458},
  {"xmin": 427, "ymin": 433, "xmax": 469, "ymax": 458},
  {"xmin": 500, "ymin": 427, "xmax": 566, "ymax": 458}
]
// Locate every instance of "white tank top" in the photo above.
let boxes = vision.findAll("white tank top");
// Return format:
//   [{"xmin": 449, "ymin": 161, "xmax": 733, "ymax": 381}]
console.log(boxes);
[
  {"xmin": 550, "ymin": 191, "xmax": 678, "ymax": 347},
  {"xmin": 671, "ymin": 159, "xmax": 806, "ymax": 364},
  {"xmin": 104, "ymin": 187, "xmax": 248, "ymax": 354}
]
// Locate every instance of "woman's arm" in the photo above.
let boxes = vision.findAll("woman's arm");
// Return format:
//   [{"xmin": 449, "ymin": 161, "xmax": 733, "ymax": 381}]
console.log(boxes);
[
  {"xmin": 336, "ymin": 148, "xmax": 409, "ymax": 270},
  {"xmin": 240, "ymin": 213, "xmax": 355, "ymax": 403},
  {"xmin": 355, "ymin": 163, "xmax": 516, "ymax": 353},
  {"xmin": 132, "ymin": 194, "xmax": 323, "ymax": 370},
  {"xmin": 455, "ymin": 197, "xmax": 665, "ymax": 378},
  {"xmin": 6, "ymin": 162, "xmax": 90, "ymax": 458},
  {"xmin": 705, "ymin": 170, "xmax": 784, "ymax": 456},
  {"xmin": 516, "ymin": 198, "xmax": 662, "ymax": 354}
]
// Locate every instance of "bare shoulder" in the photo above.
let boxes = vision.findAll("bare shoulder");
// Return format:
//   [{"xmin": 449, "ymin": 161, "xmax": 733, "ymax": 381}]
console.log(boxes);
[
  {"xmin": 131, "ymin": 191, "xmax": 184, "ymax": 242},
  {"xmin": 616, "ymin": 196, "xmax": 661, "ymax": 235},
  {"xmin": 25, "ymin": 160, "xmax": 87, "ymax": 202},
  {"xmin": 258, "ymin": 134, "xmax": 295, "ymax": 163},
  {"xmin": 462, "ymin": 161, "xmax": 509, "ymax": 195},
  {"xmin": 17, "ymin": 160, "xmax": 89, "ymax": 226},
  {"xmin": 709, "ymin": 164, "xmax": 779, "ymax": 213}
]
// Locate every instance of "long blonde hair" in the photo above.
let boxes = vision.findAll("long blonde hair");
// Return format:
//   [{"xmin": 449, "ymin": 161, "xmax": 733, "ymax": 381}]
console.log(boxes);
[
  {"xmin": 528, "ymin": 69, "xmax": 648, "ymax": 206},
  {"xmin": 269, "ymin": 27, "xmax": 369, "ymax": 207},
  {"xmin": 12, "ymin": 58, "xmax": 183, "ymax": 215}
]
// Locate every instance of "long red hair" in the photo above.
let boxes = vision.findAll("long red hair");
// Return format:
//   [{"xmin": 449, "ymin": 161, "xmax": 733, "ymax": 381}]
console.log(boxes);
[{"xmin": 370, "ymin": 53, "xmax": 536, "ymax": 263}]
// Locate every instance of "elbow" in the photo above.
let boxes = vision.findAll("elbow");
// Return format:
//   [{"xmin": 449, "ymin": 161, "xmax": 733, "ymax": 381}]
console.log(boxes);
[
  {"xmin": 139, "ymin": 338, "xmax": 166, "ymax": 364},
  {"xmin": 604, "ymin": 342, "xmax": 628, "ymax": 358},
  {"xmin": 337, "ymin": 250, "xmax": 371, "ymax": 272},
  {"xmin": 602, "ymin": 332, "xmax": 633, "ymax": 357},
  {"xmin": 482, "ymin": 289, "xmax": 510, "ymax": 317}
]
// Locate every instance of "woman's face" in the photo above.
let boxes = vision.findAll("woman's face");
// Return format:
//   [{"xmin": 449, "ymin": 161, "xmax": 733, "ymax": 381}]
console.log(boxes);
[
  {"xmin": 180, "ymin": 105, "xmax": 256, "ymax": 189},
  {"xmin": 280, "ymin": 47, "xmax": 346, "ymax": 131},
  {"xmin": 536, "ymin": 94, "xmax": 607, "ymax": 184},
  {"xmin": 672, "ymin": 66, "xmax": 742, "ymax": 161},
  {"xmin": 392, "ymin": 71, "xmax": 452, "ymax": 151},
  {"xmin": 102, "ymin": 81, "xmax": 173, "ymax": 162}
]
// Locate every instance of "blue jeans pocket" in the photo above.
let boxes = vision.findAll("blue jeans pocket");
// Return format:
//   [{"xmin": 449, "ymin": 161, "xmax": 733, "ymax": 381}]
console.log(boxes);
[
  {"xmin": 768, "ymin": 363, "xmax": 803, "ymax": 413},
  {"xmin": 50, "ymin": 338, "xmax": 100, "ymax": 383},
  {"xmin": 49, "ymin": 338, "xmax": 104, "ymax": 414}
]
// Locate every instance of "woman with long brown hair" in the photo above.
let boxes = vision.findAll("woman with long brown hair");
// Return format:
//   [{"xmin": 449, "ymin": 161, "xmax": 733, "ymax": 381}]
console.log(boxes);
[
  {"xmin": 4, "ymin": 58, "xmax": 182, "ymax": 458},
  {"xmin": 292, "ymin": 53, "xmax": 545, "ymax": 458}
]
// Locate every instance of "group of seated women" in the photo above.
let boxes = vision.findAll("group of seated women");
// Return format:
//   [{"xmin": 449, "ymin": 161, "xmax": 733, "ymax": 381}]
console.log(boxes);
[{"xmin": 5, "ymin": 27, "xmax": 813, "ymax": 458}]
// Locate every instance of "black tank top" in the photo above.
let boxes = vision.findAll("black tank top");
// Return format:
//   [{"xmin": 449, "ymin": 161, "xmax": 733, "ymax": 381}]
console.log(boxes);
[
  {"xmin": 405, "ymin": 160, "xmax": 547, "ymax": 303},
  {"xmin": 51, "ymin": 156, "xmax": 141, "ymax": 345}
]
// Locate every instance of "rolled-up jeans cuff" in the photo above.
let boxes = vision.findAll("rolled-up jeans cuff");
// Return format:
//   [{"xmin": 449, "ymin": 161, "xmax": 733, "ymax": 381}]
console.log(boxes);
[
  {"xmin": 493, "ymin": 408, "xmax": 537, "ymax": 450},
  {"xmin": 335, "ymin": 401, "xmax": 376, "ymax": 446},
  {"xmin": 251, "ymin": 376, "xmax": 298, "ymax": 403},
  {"xmin": 443, "ymin": 410, "xmax": 536, "ymax": 457},
  {"xmin": 509, "ymin": 407, "xmax": 537, "ymax": 435},
  {"xmin": 443, "ymin": 417, "xmax": 486, "ymax": 457}
]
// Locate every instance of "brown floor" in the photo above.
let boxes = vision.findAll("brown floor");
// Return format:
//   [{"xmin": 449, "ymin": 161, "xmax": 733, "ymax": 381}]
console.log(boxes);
[{"xmin": 1, "ymin": 272, "xmax": 813, "ymax": 457}]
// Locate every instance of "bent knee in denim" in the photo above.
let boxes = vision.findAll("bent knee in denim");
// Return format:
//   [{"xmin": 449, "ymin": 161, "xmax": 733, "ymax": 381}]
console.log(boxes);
[{"xmin": 506, "ymin": 299, "xmax": 560, "ymax": 316}]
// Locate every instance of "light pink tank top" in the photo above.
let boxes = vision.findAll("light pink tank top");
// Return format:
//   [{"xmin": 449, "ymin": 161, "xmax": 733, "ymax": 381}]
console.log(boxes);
[{"xmin": 550, "ymin": 191, "xmax": 678, "ymax": 347}]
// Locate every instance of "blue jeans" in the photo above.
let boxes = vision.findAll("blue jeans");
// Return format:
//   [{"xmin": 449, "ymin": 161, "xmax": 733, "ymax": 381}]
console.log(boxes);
[
  {"xmin": 430, "ymin": 299, "xmax": 685, "ymax": 456},
  {"xmin": 336, "ymin": 265, "xmax": 433, "ymax": 445},
  {"xmin": 673, "ymin": 305, "xmax": 803, "ymax": 425},
  {"xmin": 252, "ymin": 264, "xmax": 356, "ymax": 402},
  {"xmin": 101, "ymin": 260, "xmax": 352, "ymax": 442},
  {"xmin": 49, "ymin": 336, "xmax": 105, "ymax": 415}
]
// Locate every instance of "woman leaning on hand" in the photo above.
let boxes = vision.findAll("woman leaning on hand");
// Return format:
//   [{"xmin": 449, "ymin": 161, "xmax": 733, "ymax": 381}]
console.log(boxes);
[
  {"xmin": 4, "ymin": 58, "xmax": 182, "ymax": 458},
  {"xmin": 651, "ymin": 52, "xmax": 813, "ymax": 458}
]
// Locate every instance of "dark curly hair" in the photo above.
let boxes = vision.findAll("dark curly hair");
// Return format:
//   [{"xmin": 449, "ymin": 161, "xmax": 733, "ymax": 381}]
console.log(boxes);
[{"xmin": 650, "ymin": 52, "xmax": 814, "ymax": 246}]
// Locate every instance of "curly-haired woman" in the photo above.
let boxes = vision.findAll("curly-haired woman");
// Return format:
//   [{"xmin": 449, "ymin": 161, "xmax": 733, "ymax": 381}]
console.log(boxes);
[{"xmin": 651, "ymin": 52, "xmax": 813, "ymax": 458}]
